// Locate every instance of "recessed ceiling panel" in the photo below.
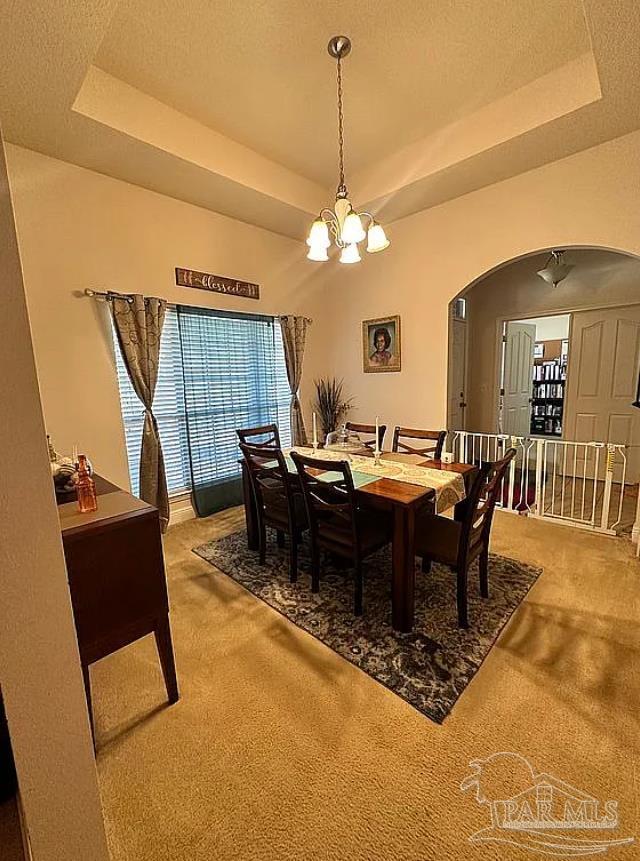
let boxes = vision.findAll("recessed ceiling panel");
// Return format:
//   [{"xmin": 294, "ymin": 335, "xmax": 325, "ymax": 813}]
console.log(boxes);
[{"xmin": 96, "ymin": 0, "xmax": 590, "ymax": 186}]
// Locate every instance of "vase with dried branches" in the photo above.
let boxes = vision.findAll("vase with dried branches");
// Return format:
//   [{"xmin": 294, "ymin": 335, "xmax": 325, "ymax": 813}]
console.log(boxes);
[{"xmin": 313, "ymin": 377, "xmax": 353, "ymax": 442}]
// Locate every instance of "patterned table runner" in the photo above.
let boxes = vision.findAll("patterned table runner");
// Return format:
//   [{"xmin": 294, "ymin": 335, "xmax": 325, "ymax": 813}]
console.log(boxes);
[{"xmin": 288, "ymin": 448, "xmax": 466, "ymax": 513}]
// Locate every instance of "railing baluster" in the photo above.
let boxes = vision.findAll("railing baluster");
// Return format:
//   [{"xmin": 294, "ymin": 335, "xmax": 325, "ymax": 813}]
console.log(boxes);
[
  {"xmin": 591, "ymin": 445, "xmax": 600, "ymax": 527},
  {"xmin": 560, "ymin": 445, "xmax": 567, "ymax": 515},
  {"xmin": 551, "ymin": 443, "xmax": 557, "ymax": 516},
  {"xmin": 571, "ymin": 444, "xmax": 577, "ymax": 519},
  {"xmin": 581, "ymin": 443, "xmax": 587, "ymax": 521},
  {"xmin": 507, "ymin": 437, "xmax": 517, "ymax": 510},
  {"xmin": 534, "ymin": 439, "xmax": 544, "ymax": 515}
]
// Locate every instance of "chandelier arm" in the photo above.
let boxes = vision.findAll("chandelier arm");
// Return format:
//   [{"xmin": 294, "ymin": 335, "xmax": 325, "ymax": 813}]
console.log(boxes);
[
  {"xmin": 327, "ymin": 219, "xmax": 346, "ymax": 249},
  {"xmin": 358, "ymin": 211, "xmax": 376, "ymax": 227},
  {"xmin": 320, "ymin": 208, "xmax": 339, "ymax": 224}
]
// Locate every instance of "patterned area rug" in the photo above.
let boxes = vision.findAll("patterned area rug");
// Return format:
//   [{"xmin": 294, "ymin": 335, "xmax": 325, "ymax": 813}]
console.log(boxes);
[{"xmin": 193, "ymin": 531, "xmax": 541, "ymax": 723}]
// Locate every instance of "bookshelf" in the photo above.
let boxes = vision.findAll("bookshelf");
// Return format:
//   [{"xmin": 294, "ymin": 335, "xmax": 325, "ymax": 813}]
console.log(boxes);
[{"xmin": 530, "ymin": 338, "xmax": 568, "ymax": 437}]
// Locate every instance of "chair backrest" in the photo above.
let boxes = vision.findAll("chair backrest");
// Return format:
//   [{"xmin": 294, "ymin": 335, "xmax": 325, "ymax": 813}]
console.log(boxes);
[
  {"xmin": 290, "ymin": 451, "xmax": 358, "ymax": 550},
  {"xmin": 345, "ymin": 421, "xmax": 386, "ymax": 451},
  {"xmin": 392, "ymin": 427, "xmax": 446, "ymax": 459},
  {"xmin": 458, "ymin": 447, "xmax": 517, "ymax": 565},
  {"xmin": 236, "ymin": 423, "xmax": 281, "ymax": 448},
  {"xmin": 239, "ymin": 442, "xmax": 295, "ymax": 529}
]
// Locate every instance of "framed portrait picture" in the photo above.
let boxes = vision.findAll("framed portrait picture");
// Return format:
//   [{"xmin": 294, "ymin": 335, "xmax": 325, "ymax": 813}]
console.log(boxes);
[{"xmin": 362, "ymin": 315, "xmax": 401, "ymax": 373}]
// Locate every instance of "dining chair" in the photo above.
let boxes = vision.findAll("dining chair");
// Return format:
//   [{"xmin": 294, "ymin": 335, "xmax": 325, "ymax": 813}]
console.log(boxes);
[
  {"xmin": 239, "ymin": 442, "xmax": 307, "ymax": 582},
  {"xmin": 345, "ymin": 421, "xmax": 387, "ymax": 451},
  {"xmin": 236, "ymin": 423, "xmax": 281, "ymax": 448},
  {"xmin": 415, "ymin": 447, "xmax": 517, "ymax": 628},
  {"xmin": 391, "ymin": 426, "xmax": 446, "ymax": 459},
  {"xmin": 290, "ymin": 450, "xmax": 392, "ymax": 615}
]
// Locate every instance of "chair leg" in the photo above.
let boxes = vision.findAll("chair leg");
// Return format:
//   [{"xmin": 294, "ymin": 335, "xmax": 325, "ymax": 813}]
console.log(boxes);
[
  {"xmin": 311, "ymin": 545, "xmax": 320, "ymax": 593},
  {"xmin": 258, "ymin": 520, "xmax": 267, "ymax": 565},
  {"xmin": 422, "ymin": 556, "xmax": 432, "ymax": 573},
  {"xmin": 479, "ymin": 546, "xmax": 489, "ymax": 599},
  {"xmin": 354, "ymin": 561, "xmax": 363, "ymax": 616},
  {"xmin": 289, "ymin": 534, "xmax": 298, "ymax": 583},
  {"xmin": 276, "ymin": 529, "xmax": 285, "ymax": 548},
  {"xmin": 456, "ymin": 565, "xmax": 469, "ymax": 628}
]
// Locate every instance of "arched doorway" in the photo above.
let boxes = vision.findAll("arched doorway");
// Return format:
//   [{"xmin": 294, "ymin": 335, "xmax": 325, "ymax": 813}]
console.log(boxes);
[
  {"xmin": 447, "ymin": 246, "xmax": 640, "ymax": 538},
  {"xmin": 448, "ymin": 247, "xmax": 640, "ymax": 434}
]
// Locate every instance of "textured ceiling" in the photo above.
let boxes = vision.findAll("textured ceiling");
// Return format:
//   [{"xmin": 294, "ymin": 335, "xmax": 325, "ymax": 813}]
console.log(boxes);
[
  {"xmin": 1, "ymin": 1, "xmax": 639, "ymax": 239},
  {"xmin": 96, "ymin": 0, "xmax": 590, "ymax": 186}
]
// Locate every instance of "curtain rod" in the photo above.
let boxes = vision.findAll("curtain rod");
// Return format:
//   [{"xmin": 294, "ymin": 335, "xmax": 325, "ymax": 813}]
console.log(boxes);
[
  {"xmin": 84, "ymin": 288, "xmax": 134, "ymax": 304},
  {"xmin": 84, "ymin": 289, "xmax": 312, "ymax": 321},
  {"xmin": 278, "ymin": 314, "xmax": 313, "ymax": 324}
]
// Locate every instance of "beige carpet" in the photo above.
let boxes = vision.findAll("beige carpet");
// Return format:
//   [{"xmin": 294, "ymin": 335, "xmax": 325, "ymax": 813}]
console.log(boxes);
[{"xmin": 92, "ymin": 509, "xmax": 640, "ymax": 860}]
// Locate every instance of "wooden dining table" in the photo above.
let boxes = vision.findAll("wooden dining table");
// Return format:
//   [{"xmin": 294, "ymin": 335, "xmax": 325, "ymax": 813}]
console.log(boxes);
[{"xmin": 241, "ymin": 450, "xmax": 476, "ymax": 633}]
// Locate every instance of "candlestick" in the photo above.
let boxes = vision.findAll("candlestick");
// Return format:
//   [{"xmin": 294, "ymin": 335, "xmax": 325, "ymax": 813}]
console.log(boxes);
[
  {"xmin": 312, "ymin": 412, "xmax": 318, "ymax": 451},
  {"xmin": 374, "ymin": 415, "xmax": 381, "ymax": 464}
]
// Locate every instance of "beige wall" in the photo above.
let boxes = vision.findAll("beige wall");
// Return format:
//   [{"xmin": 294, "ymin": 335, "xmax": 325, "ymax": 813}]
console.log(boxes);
[
  {"xmin": 465, "ymin": 251, "xmax": 640, "ymax": 430},
  {"xmin": 7, "ymin": 144, "xmax": 327, "ymax": 491},
  {"xmin": 9, "ymin": 128, "xmax": 640, "ymax": 489},
  {"xmin": 0, "ymin": 130, "xmax": 109, "ymax": 860},
  {"xmin": 306, "ymin": 129, "xmax": 640, "ymax": 440}
]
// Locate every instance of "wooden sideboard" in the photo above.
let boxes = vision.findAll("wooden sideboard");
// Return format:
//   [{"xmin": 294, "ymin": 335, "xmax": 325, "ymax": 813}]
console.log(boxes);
[{"xmin": 58, "ymin": 476, "xmax": 179, "ymax": 736}]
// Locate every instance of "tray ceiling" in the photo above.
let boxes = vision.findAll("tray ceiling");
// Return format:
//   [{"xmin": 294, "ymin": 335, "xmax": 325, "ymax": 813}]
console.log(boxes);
[{"xmin": 1, "ymin": 1, "xmax": 639, "ymax": 239}]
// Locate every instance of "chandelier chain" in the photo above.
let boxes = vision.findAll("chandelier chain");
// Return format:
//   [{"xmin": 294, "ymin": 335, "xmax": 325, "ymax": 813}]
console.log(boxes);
[{"xmin": 336, "ymin": 55, "xmax": 346, "ymax": 195}]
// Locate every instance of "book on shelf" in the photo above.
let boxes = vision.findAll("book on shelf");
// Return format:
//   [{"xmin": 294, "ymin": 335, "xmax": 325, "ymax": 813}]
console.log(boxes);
[
  {"xmin": 533, "ymin": 381, "xmax": 564, "ymax": 398},
  {"xmin": 530, "ymin": 354, "xmax": 566, "ymax": 437}
]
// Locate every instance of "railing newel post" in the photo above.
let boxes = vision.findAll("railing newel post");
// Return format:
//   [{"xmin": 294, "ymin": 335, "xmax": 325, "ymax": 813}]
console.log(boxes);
[
  {"xmin": 600, "ymin": 444, "xmax": 615, "ymax": 531},
  {"xmin": 633, "ymin": 478, "xmax": 640, "ymax": 549}
]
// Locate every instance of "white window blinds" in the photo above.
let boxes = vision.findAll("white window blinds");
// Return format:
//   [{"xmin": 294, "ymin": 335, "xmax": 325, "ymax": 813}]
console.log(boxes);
[
  {"xmin": 176, "ymin": 306, "xmax": 291, "ymax": 494},
  {"xmin": 113, "ymin": 305, "xmax": 292, "ymax": 498}
]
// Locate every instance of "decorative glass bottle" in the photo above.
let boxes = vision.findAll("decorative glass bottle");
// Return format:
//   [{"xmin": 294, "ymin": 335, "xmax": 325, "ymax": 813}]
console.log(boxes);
[{"xmin": 76, "ymin": 454, "xmax": 98, "ymax": 513}]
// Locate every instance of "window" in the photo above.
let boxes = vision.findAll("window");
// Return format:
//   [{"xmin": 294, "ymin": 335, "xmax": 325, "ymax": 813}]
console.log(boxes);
[
  {"xmin": 176, "ymin": 306, "xmax": 291, "ymax": 496},
  {"xmin": 452, "ymin": 297, "xmax": 467, "ymax": 321},
  {"xmin": 114, "ymin": 305, "xmax": 291, "ymax": 498}
]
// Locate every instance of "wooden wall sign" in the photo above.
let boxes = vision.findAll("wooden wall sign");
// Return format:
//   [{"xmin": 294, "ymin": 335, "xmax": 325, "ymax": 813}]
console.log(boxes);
[{"xmin": 175, "ymin": 267, "xmax": 260, "ymax": 300}]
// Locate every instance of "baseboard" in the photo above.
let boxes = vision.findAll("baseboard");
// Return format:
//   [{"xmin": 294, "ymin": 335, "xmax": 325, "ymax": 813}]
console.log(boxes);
[{"xmin": 169, "ymin": 493, "xmax": 195, "ymax": 525}]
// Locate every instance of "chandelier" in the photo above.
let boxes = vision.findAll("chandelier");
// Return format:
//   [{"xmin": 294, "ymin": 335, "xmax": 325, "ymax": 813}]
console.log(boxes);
[
  {"xmin": 306, "ymin": 36, "xmax": 390, "ymax": 263},
  {"xmin": 536, "ymin": 250, "xmax": 573, "ymax": 287}
]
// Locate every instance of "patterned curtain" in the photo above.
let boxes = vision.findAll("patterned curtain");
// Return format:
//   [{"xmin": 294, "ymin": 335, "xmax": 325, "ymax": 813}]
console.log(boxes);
[
  {"xmin": 278, "ymin": 316, "xmax": 311, "ymax": 446},
  {"xmin": 111, "ymin": 295, "xmax": 169, "ymax": 531}
]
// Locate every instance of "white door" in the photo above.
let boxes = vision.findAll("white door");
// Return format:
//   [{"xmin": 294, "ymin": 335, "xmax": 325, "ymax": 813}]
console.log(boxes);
[
  {"xmin": 565, "ymin": 305, "xmax": 640, "ymax": 480},
  {"xmin": 502, "ymin": 321, "xmax": 536, "ymax": 437},
  {"xmin": 448, "ymin": 317, "xmax": 467, "ymax": 430}
]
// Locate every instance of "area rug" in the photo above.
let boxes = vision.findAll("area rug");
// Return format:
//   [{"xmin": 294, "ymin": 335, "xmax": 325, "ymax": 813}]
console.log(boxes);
[{"xmin": 193, "ymin": 531, "xmax": 541, "ymax": 723}]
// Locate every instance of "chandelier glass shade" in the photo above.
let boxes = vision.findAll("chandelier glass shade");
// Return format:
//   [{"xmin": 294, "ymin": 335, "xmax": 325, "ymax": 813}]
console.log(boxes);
[{"xmin": 306, "ymin": 36, "xmax": 390, "ymax": 263}]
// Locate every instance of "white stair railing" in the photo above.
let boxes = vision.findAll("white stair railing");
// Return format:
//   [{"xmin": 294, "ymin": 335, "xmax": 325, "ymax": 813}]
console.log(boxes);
[{"xmin": 450, "ymin": 431, "xmax": 636, "ymax": 540}]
